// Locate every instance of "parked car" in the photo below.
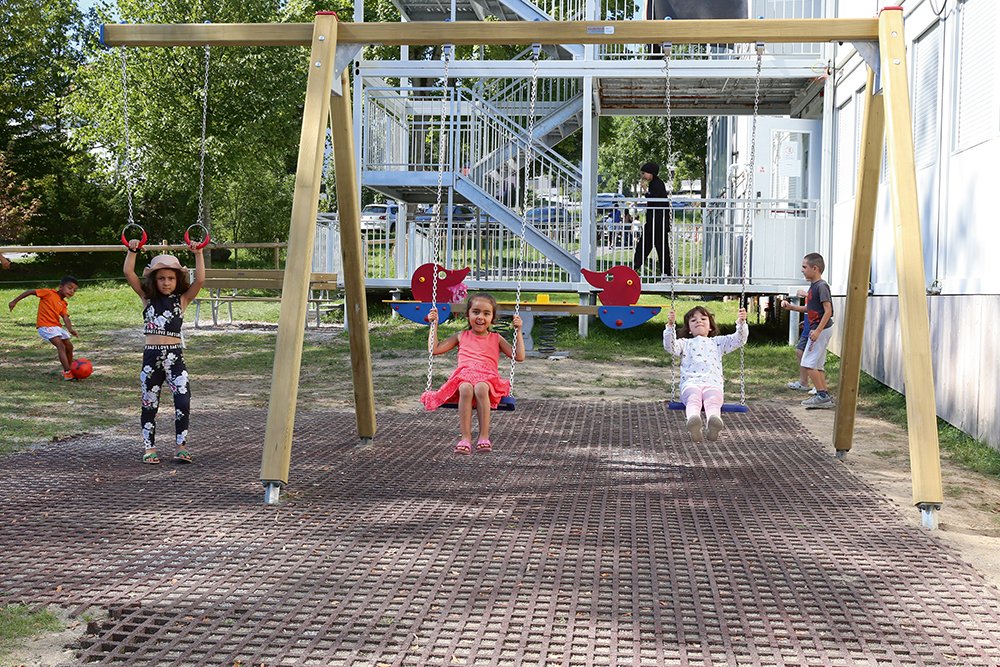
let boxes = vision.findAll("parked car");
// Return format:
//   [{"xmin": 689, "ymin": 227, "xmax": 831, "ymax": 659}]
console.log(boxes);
[
  {"xmin": 415, "ymin": 205, "xmax": 477, "ymax": 229},
  {"xmin": 595, "ymin": 193, "xmax": 632, "ymax": 244},
  {"xmin": 359, "ymin": 203, "xmax": 400, "ymax": 234},
  {"xmin": 524, "ymin": 205, "xmax": 571, "ymax": 229}
]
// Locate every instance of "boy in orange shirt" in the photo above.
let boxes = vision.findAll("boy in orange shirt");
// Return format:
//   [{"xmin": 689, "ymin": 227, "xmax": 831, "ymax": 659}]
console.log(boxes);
[{"xmin": 9, "ymin": 276, "xmax": 80, "ymax": 379}]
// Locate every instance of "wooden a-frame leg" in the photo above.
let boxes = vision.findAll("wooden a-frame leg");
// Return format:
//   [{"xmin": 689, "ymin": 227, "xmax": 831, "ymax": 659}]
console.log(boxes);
[
  {"xmin": 833, "ymin": 68, "xmax": 883, "ymax": 458},
  {"xmin": 878, "ymin": 7, "xmax": 943, "ymax": 519},
  {"xmin": 260, "ymin": 13, "xmax": 339, "ymax": 501},
  {"xmin": 330, "ymin": 71, "xmax": 376, "ymax": 440}
]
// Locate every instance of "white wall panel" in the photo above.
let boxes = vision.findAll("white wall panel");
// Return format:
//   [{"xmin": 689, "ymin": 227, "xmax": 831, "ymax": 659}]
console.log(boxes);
[
  {"xmin": 835, "ymin": 0, "xmax": 880, "ymax": 18},
  {"xmin": 976, "ymin": 297, "xmax": 1000, "ymax": 445},
  {"xmin": 829, "ymin": 199, "xmax": 855, "ymax": 294},
  {"xmin": 940, "ymin": 139, "xmax": 1000, "ymax": 294},
  {"xmin": 955, "ymin": 0, "xmax": 998, "ymax": 152},
  {"xmin": 825, "ymin": 1, "xmax": 1000, "ymax": 450},
  {"xmin": 829, "ymin": 295, "xmax": 1000, "ymax": 450}
]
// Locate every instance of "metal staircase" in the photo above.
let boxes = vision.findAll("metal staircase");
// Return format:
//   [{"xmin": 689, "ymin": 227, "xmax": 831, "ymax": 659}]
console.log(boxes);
[
  {"xmin": 356, "ymin": 0, "xmax": 829, "ymax": 293},
  {"xmin": 362, "ymin": 69, "xmax": 586, "ymax": 279}
]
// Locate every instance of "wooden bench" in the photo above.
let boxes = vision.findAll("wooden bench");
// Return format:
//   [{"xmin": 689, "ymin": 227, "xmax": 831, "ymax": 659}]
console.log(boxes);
[{"xmin": 194, "ymin": 269, "xmax": 341, "ymax": 327}]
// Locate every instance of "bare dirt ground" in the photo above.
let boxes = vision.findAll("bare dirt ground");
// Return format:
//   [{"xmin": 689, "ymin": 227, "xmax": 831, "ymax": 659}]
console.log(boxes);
[{"xmin": 5, "ymin": 323, "xmax": 1000, "ymax": 665}]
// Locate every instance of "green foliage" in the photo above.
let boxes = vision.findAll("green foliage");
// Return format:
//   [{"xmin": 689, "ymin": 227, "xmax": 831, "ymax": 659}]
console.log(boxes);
[
  {"xmin": 0, "ymin": 0, "xmax": 118, "ymax": 271},
  {"xmin": 0, "ymin": 0, "xmax": 85, "ymax": 157},
  {"xmin": 598, "ymin": 116, "xmax": 707, "ymax": 195},
  {"xmin": 0, "ymin": 152, "xmax": 40, "ymax": 241},
  {"xmin": 67, "ymin": 0, "xmax": 320, "ymax": 250}
]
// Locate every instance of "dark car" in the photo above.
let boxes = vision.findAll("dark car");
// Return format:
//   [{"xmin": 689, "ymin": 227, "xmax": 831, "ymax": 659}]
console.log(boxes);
[
  {"xmin": 595, "ymin": 193, "xmax": 631, "ymax": 244},
  {"xmin": 415, "ymin": 205, "xmax": 477, "ymax": 228},
  {"xmin": 524, "ymin": 205, "xmax": 570, "ymax": 229}
]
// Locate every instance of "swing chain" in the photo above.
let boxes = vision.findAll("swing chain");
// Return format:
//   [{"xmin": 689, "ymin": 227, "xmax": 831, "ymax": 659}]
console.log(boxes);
[
  {"xmin": 426, "ymin": 45, "xmax": 452, "ymax": 392},
  {"xmin": 196, "ymin": 45, "xmax": 211, "ymax": 230},
  {"xmin": 662, "ymin": 39, "xmax": 680, "ymax": 402},
  {"xmin": 738, "ymin": 43, "xmax": 764, "ymax": 405},
  {"xmin": 508, "ymin": 44, "xmax": 540, "ymax": 392},
  {"xmin": 119, "ymin": 49, "xmax": 135, "ymax": 228}
]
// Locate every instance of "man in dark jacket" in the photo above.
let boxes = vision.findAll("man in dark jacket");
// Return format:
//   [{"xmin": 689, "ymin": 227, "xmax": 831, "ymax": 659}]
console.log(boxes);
[{"xmin": 632, "ymin": 161, "xmax": 672, "ymax": 277}]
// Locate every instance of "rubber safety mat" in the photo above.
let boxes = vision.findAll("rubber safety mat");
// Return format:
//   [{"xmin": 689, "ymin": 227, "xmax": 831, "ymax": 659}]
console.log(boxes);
[{"xmin": 2, "ymin": 401, "xmax": 1000, "ymax": 666}]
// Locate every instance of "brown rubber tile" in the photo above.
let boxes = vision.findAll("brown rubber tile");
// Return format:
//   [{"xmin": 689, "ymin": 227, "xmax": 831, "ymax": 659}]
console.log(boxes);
[{"xmin": 2, "ymin": 402, "xmax": 999, "ymax": 665}]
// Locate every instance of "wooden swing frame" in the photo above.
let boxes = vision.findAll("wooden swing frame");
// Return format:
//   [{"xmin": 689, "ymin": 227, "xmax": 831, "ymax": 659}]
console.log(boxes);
[{"xmin": 103, "ymin": 8, "xmax": 944, "ymax": 519}]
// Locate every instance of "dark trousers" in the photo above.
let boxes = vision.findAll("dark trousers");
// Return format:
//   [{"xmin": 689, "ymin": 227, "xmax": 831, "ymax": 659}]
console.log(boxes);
[
  {"xmin": 140, "ymin": 344, "xmax": 191, "ymax": 450},
  {"xmin": 632, "ymin": 219, "xmax": 672, "ymax": 276}
]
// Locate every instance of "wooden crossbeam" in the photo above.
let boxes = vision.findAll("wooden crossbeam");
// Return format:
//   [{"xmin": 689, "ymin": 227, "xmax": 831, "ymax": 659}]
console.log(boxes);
[{"xmin": 101, "ymin": 18, "xmax": 879, "ymax": 48}]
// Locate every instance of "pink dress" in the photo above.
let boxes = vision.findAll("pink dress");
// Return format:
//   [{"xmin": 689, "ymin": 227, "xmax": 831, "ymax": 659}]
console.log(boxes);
[{"xmin": 421, "ymin": 330, "xmax": 511, "ymax": 410}]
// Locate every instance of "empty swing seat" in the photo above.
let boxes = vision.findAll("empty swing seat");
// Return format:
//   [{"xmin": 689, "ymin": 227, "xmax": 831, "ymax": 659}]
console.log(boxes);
[
  {"xmin": 441, "ymin": 395, "xmax": 516, "ymax": 412},
  {"xmin": 667, "ymin": 401, "xmax": 749, "ymax": 413}
]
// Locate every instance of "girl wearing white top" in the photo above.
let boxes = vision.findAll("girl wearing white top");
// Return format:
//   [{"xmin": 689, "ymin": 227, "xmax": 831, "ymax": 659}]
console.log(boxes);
[{"xmin": 664, "ymin": 306, "xmax": 748, "ymax": 442}]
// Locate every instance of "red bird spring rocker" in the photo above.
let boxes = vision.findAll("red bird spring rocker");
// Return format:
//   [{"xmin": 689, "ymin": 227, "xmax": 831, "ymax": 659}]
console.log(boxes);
[
  {"xmin": 581, "ymin": 265, "xmax": 661, "ymax": 329},
  {"xmin": 390, "ymin": 263, "xmax": 471, "ymax": 325}
]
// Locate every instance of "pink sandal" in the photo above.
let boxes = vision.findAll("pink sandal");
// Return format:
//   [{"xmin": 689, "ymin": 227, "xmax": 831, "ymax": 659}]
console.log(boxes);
[
  {"xmin": 476, "ymin": 438, "xmax": 492, "ymax": 453},
  {"xmin": 454, "ymin": 439, "xmax": 472, "ymax": 455}
]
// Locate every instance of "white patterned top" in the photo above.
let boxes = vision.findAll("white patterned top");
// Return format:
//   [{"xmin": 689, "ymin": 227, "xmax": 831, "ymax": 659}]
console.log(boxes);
[{"xmin": 663, "ymin": 321, "xmax": 748, "ymax": 391}]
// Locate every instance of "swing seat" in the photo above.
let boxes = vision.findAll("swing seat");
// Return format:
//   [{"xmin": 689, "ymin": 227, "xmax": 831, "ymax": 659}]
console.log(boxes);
[
  {"xmin": 441, "ymin": 395, "xmax": 516, "ymax": 412},
  {"xmin": 597, "ymin": 305, "xmax": 661, "ymax": 330},
  {"xmin": 392, "ymin": 302, "xmax": 453, "ymax": 326},
  {"xmin": 667, "ymin": 401, "xmax": 749, "ymax": 413}
]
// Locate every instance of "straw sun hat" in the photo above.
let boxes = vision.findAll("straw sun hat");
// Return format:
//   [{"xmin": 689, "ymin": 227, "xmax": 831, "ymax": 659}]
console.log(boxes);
[{"xmin": 142, "ymin": 254, "xmax": 187, "ymax": 277}]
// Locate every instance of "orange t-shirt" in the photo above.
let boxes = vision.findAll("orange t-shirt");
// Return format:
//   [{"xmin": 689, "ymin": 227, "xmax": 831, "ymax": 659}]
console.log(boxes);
[{"xmin": 34, "ymin": 289, "xmax": 68, "ymax": 328}]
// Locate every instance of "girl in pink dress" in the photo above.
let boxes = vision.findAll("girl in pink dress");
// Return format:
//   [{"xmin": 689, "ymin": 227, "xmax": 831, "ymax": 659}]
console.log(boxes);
[{"xmin": 421, "ymin": 293, "xmax": 525, "ymax": 454}]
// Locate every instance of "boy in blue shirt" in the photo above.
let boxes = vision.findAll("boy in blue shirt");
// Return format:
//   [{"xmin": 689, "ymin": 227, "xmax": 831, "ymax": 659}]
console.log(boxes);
[{"xmin": 781, "ymin": 253, "xmax": 834, "ymax": 408}]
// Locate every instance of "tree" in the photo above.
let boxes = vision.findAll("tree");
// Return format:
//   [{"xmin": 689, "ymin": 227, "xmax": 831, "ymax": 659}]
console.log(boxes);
[
  {"xmin": 0, "ymin": 0, "xmax": 84, "ymax": 161},
  {"xmin": 68, "ymin": 0, "xmax": 331, "ymax": 249},
  {"xmin": 598, "ymin": 115, "xmax": 707, "ymax": 196},
  {"xmin": 0, "ymin": 152, "xmax": 41, "ymax": 241},
  {"xmin": 0, "ymin": 0, "xmax": 123, "ymax": 275}
]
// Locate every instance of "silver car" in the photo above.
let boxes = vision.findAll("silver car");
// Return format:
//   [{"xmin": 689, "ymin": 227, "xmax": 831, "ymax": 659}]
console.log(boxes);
[{"xmin": 359, "ymin": 203, "xmax": 399, "ymax": 234}]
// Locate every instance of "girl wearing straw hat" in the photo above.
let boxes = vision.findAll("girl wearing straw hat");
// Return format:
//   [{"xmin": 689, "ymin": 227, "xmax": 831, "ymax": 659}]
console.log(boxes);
[{"xmin": 123, "ymin": 241, "xmax": 205, "ymax": 464}]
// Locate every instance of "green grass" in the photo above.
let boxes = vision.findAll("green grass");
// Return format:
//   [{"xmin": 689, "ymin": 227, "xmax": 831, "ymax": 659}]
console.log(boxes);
[
  {"xmin": 0, "ymin": 605, "xmax": 63, "ymax": 658},
  {"xmin": 3, "ymin": 283, "xmax": 1000, "ymax": 482},
  {"xmin": 855, "ymin": 372, "xmax": 1000, "ymax": 477}
]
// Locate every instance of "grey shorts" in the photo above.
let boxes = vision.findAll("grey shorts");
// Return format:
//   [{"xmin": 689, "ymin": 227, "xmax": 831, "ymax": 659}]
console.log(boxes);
[{"xmin": 801, "ymin": 327, "xmax": 834, "ymax": 370}]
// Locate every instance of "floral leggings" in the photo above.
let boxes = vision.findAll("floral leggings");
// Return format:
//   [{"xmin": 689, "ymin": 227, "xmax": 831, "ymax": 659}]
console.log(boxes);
[{"xmin": 140, "ymin": 344, "xmax": 190, "ymax": 451}]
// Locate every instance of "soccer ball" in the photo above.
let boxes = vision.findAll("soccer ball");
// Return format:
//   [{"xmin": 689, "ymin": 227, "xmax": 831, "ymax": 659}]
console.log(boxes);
[{"xmin": 71, "ymin": 358, "xmax": 93, "ymax": 379}]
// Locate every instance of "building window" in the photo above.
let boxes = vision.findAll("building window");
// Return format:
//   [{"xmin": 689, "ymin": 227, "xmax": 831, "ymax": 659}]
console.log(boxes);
[
  {"xmin": 955, "ymin": 0, "xmax": 998, "ymax": 152},
  {"xmin": 912, "ymin": 23, "xmax": 941, "ymax": 168},
  {"xmin": 835, "ymin": 97, "xmax": 855, "ymax": 201}
]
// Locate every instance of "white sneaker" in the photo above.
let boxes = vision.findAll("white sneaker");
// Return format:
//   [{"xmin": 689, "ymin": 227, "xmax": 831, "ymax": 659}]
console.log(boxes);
[
  {"xmin": 801, "ymin": 394, "xmax": 834, "ymax": 409},
  {"xmin": 808, "ymin": 387, "xmax": 817, "ymax": 395},
  {"xmin": 686, "ymin": 415, "xmax": 703, "ymax": 442},
  {"xmin": 706, "ymin": 415, "xmax": 724, "ymax": 441},
  {"xmin": 786, "ymin": 381, "xmax": 810, "ymax": 391}
]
